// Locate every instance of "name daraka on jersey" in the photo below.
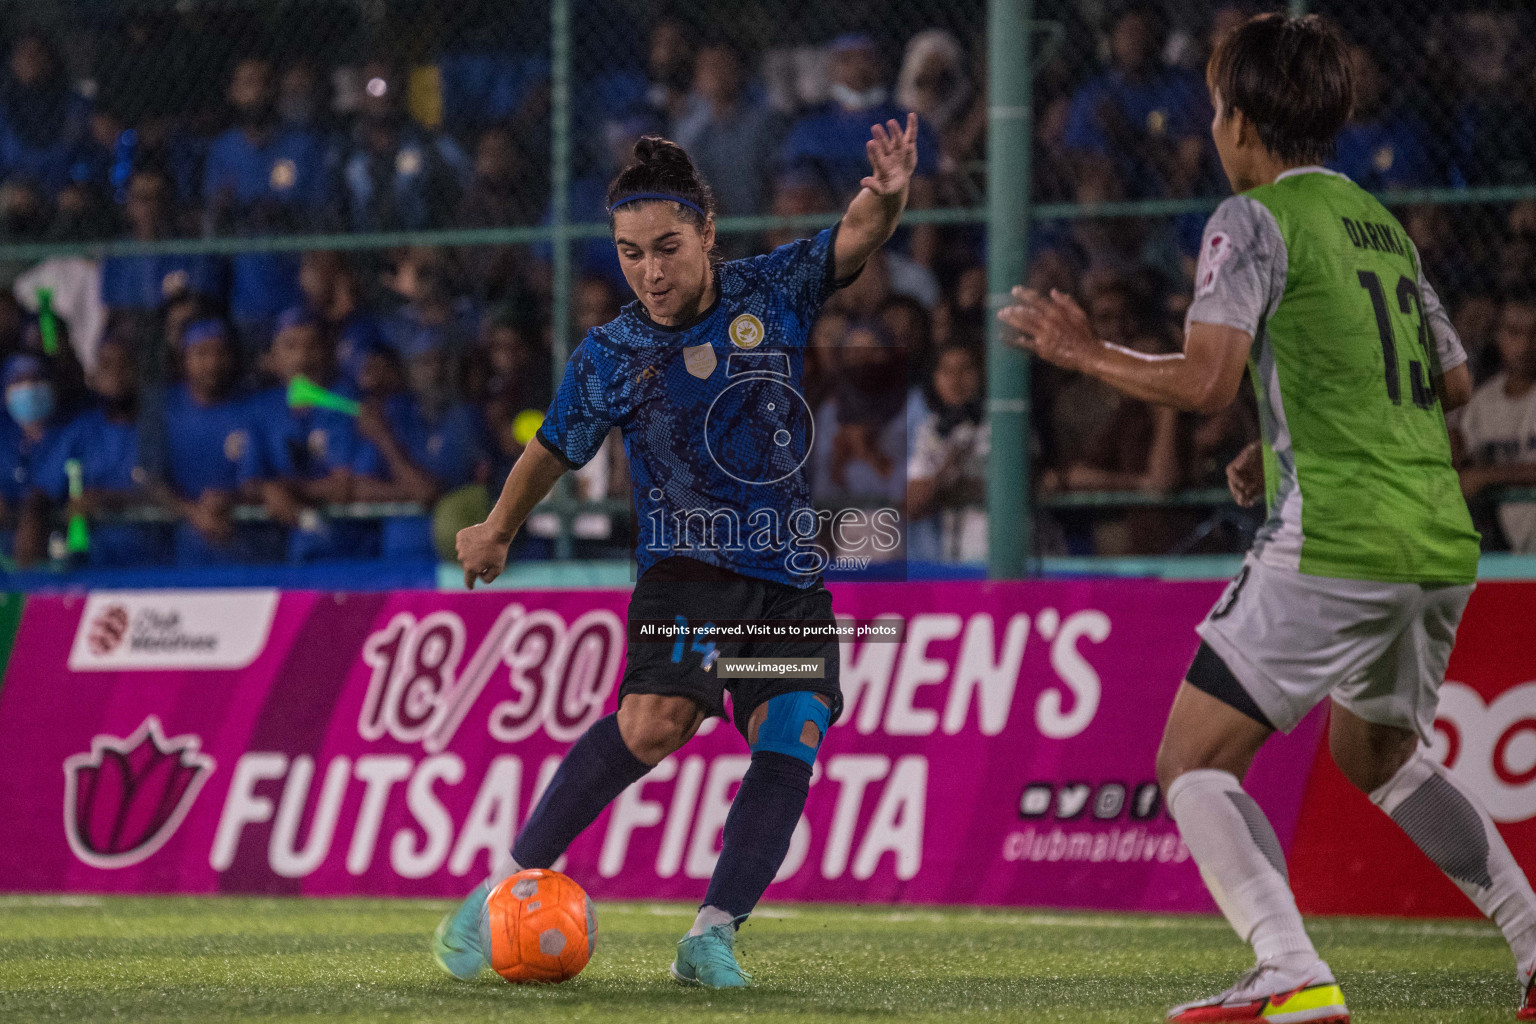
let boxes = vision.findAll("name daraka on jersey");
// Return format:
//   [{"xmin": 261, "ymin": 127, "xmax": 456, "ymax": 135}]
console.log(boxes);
[{"xmin": 1339, "ymin": 215, "xmax": 1411, "ymax": 258}]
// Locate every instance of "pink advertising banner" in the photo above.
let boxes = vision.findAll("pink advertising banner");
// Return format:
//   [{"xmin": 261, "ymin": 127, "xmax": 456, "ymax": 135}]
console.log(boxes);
[{"xmin": 0, "ymin": 582, "xmax": 1326, "ymax": 911}]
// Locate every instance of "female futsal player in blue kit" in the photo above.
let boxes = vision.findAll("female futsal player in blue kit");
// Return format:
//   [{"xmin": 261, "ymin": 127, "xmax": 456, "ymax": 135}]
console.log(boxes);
[{"xmin": 434, "ymin": 115, "xmax": 919, "ymax": 987}]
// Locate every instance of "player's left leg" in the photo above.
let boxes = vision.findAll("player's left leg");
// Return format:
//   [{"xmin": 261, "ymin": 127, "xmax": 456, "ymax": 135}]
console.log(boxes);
[
  {"xmin": 1327, "ymin": 581, "xmax": 1536, "ymax": 1019},
  {"xmin": 671, "ymin": 690, "xmax": 832, "ymax": 989}
]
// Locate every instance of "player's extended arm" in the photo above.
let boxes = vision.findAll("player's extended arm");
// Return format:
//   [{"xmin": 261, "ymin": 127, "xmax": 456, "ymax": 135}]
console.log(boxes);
[
  {"xmin": 833, "ymin": 113, "xmax": 918, "ymax": 281},
  {"xmin": 457, "ymin": 435, "xmax": 567, "ymax": 589},
  {"xmin": 999, "ymin": 287, "xmax": 1251, "ymax": 414}
]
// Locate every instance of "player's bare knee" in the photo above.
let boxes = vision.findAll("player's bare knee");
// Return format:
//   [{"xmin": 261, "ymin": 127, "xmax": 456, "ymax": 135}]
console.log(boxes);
[
  {"xmin": 1328, "ymin": 713, "xmax": 1417, "ymax": 793},
  {"xmin": 617, "ymin": 694, "xmax": 703, "ymax": 764}
]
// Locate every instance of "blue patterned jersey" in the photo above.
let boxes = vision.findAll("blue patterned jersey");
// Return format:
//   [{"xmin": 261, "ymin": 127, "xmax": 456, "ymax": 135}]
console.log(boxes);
[{"xmin": 538, "ymin": 225, "xmax": 850, "ymax": 586}]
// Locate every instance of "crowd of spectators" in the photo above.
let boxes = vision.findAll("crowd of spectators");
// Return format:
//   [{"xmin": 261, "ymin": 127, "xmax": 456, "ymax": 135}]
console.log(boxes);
[{"xmin": 0, "ymin": 1, "xmax": 1533, "ymax": 570}]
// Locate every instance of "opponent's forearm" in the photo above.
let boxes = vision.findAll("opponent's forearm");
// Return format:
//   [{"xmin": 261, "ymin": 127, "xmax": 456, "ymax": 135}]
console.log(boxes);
[
  {"xmin": 486, "ymin": 437, "xmax": 568, "ymax": 542},
  {"xmin": 1079, "ymin": 344, "xmax": 1225, "ymax": 414}
]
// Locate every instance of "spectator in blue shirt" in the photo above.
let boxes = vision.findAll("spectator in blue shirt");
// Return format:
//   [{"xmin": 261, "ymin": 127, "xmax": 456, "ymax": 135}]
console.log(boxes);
[
  {"xmin": 0, "ymin": 353, "xmax": 63, "ymax": 565},
  {"xmin": 382, "ymin": 249, "xmax": 478, "ymax": 366},
  {"xmin": 161, "ymin": 319, "xmax": 279, "ymax": 565},
  {"xmin": 1063, "ymin": 3, "xmax": 1209, "ymax": 200},
  {"xmin": 1331, "ymin": 43, "xmax": 1435, "ymax": 191},
  {"xmin": 353, "ymin": 333, "xmax": 488, "ymax": 559},
  {"xmin": 241, "ymin": 307, "xmax": 374, "ymax": 563},
  {"xmin": 36, "ymin": 334, "xmax": 171, "ymax": 567},
  {"xmin": 204, "ymin": 57, "xmax": 329, "ymax": 356},
  {"xmin": 101, "ymin": 169, "xmax": 226, "ymax": 317},
  {"xmin": 341, "ymin": 61, "xmax": 469, "ymax": 232},
  {"xmin": 779, "ymin": 34, "xmax": 939, "ymax": 263},
  {"xmin": 0, "ymin": 31, "xmax": 91, "ymax": 196},
  {"xmin": 673, "ymin": 44, "xmax": 780, "ymax": 219},
  {"xmin": 298, "ymin": 249, "xmax": 387, "ymax": 390}
]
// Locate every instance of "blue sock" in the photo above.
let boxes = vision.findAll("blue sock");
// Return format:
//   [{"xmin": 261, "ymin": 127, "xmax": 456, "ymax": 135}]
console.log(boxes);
[
  {"xmin": 702, "ymin": 750, "xmax": 812, "ymax": 921},
  {"xmin": 511, "ymin": 713, "xmax": 651, "ymax": 868}
]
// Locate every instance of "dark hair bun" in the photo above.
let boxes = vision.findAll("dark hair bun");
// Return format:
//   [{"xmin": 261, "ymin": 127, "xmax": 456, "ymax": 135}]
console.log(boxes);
[
  {"xmin": 633, "ymin": 136, "xmax": 692, "ymax": 172},
  {"xmin": 607, "ymin": 135, "xmax": 715, "ymax": 225}
]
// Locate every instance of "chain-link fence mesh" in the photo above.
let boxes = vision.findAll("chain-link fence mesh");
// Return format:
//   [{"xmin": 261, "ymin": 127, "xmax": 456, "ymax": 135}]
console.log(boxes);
[{"xmin": 0, "ymin": 0, "xmax": 1530, "ymax": 573}]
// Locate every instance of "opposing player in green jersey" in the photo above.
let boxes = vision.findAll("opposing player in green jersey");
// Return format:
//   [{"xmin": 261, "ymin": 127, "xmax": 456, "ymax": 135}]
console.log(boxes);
[{"xmin": 1002, "ymin": 14, "xmax": 1536, "ymax": 1023}]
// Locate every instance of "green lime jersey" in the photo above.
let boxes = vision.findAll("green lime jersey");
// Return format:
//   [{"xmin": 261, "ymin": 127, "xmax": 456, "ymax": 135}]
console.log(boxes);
[{"xmin": 1185, "ymin": 168, "xmax": 1480, "ymax": 584}]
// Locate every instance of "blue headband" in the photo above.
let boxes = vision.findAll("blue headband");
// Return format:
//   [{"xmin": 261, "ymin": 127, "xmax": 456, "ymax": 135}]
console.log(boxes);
[{"xmin": 609, "ymin": 192, "xmax": 706, "ymax": 218}]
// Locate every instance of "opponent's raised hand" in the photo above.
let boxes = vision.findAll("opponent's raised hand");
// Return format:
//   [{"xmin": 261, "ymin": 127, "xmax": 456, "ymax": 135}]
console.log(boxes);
[
  {"xmin": 998, "ymin": 286, "xmax": 1099, "ymax": 372},
  {"xmin": 861, "ymin": 113, "xmax": 919, "ymax": 196}
]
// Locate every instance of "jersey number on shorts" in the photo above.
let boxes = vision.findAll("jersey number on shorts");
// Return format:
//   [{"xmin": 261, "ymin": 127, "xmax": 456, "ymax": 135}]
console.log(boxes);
[
  {"xmin": 671, "ymin": 615, "xmax": 720, "ymax": 671},
  {"xmin": 1357, "ymin": 270, "xmax": 1437, "ymax": 411}
]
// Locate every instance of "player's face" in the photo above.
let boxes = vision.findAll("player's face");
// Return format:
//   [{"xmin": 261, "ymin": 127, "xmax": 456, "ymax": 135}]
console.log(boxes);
[{"xmin": 613, "ymin": 204, "xmax": 715, "ymax": 326}]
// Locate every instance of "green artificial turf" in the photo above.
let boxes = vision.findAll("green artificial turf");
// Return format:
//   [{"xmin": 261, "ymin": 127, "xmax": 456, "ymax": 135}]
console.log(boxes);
[{"xmin": 0, "ymin": 894, "xmax": 1521, "ymax": 1023}]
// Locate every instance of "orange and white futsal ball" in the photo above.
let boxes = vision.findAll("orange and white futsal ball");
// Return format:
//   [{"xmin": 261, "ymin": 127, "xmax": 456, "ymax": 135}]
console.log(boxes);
[{"xmin": 483, "ymin": 868, "xmax": 596, "ymax": 983}]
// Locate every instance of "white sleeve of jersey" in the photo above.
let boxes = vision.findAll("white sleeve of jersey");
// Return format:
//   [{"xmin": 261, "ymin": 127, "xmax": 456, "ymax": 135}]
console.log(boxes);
[
  {"xmin": 1184, "ymin": 195, "xmax": 1287, "ymax": 339},
  {"xmin": 1411, "ymin": 244, "xmax": 1467, "ymax": 373}
]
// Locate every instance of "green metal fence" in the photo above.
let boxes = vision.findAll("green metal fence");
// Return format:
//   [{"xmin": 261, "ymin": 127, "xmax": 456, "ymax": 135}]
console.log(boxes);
[{"xmin": 0, "ymin": 0, "xmax": 1532, "ymax": 575}]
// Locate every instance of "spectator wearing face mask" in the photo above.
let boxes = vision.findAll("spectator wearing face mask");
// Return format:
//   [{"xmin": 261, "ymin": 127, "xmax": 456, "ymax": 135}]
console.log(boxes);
[
  {"xmin": 35, "ymin": 334, "xmax": 171, "ymax": 567},
  {"xmin": 779, "ymin": 34, "xmax": 938, "ymax": 216},
  {"xmin": 0, "ymin": 353, "xmax": 62, "ymax": 565},
  {"xmin": 908, "ymin": 343, "xmax": 987, "ymax": 563}
]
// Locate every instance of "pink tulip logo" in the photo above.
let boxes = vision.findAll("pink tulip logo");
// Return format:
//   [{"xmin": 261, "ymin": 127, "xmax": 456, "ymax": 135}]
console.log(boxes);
[{"xmin": 62, "ymin": 716, "xmax": 215, "ymax": 869}]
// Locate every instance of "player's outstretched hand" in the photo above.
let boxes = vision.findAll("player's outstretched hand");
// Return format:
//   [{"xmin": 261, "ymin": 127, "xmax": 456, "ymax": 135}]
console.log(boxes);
[
  {"xmin": 1225, "ymin": 440, "xmax": 1264, "ymax": 507},
  {"xmin": 998, "ymin": 286, "xmax": 1099, "ymax": 371},
  {"xmin": 457, "ymin": 520, "xmax": 510, "ymax": 590},
  {"xmin": 861, "ymin": 113, "xmax": 918, "ymax": 196}
]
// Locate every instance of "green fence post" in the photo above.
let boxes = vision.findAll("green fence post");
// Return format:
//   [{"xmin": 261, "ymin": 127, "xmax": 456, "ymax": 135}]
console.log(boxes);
[
  {"xmin": 550, "ymin": 0, "xmax": 575, "ymax": 560},
  {"xmin": 986, "ymin": 0, "xmax": 1034, "ymax": 579}
]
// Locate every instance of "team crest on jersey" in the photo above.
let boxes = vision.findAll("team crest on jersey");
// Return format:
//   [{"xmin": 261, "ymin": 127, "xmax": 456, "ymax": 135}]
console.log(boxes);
[
  {"xmin": 224, "ymin": 429, "xmax": 249, "ymax": 463},
  {"xmin": 308, "ymin": 428, "xmax": 330, "ymax": 460},
  {"xmin": 683, "ymin": 343, "xmax": 717, "ymax": 379},
  {"xmin": 729, "ymin": 313, "xmax": 764, "ymax": 349},
  {"xmin": 1196, "ymin": 232, "xmax": 1233, "ymax": 298}
]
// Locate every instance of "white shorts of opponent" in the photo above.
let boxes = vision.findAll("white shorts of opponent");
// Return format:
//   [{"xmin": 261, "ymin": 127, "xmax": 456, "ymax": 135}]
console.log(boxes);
[{"xmin": 1196, "ymin": 554, "xmax": 1475, "ymax": 738}]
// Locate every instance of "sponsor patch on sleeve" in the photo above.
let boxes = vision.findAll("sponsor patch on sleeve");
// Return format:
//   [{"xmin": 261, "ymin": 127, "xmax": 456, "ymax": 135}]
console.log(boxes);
[{"xmin": 1195, "ymin": 231, "xmax": 1234, "ymax": 298}]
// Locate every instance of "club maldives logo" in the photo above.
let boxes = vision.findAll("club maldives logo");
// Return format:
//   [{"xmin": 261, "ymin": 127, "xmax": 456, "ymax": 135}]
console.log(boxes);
[
  {"xmin": 68, "ymin": 590, "xmax": 280, "ymax": 671},
  {"xmin": 62, "ymin": 716, "xmax": 216, "ymax": 869}
]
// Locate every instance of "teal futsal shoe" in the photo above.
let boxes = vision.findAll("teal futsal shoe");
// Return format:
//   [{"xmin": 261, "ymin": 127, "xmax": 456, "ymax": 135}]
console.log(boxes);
[
  {"xmin": 671, "ymin": 923, "xmax": 751, "ymax": 988},
  {"xmin": 432, "ymin": 879, "xmax": 491, "ymax": 980}
]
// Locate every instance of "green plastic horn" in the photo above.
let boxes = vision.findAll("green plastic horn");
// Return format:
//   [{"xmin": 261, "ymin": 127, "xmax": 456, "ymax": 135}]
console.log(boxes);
[
  {"xmin": 286, "ymin": 374, "xmax": 361, "ymax": 417},
  {"xmin": 36, "ymin": 287, "xmax": 58, "ymax": 356},
  {"xmin": 64, "ymin": 458, "xmax": 89, "ymax": 554}
]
